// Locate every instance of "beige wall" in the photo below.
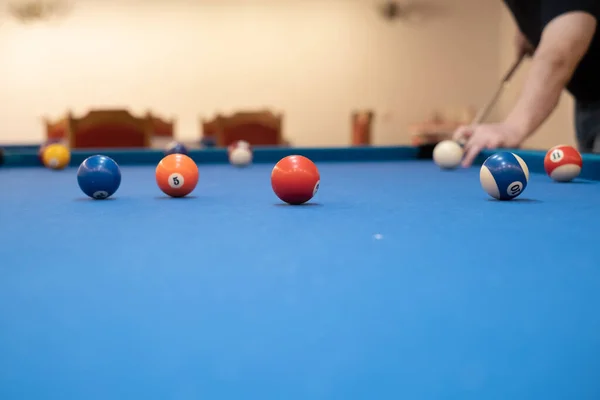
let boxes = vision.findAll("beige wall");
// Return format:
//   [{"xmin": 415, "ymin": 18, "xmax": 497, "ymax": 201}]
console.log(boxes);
[
  {"xmin": 497, "ymin": 5, "xmax": 576, "ymax": 149},
  {"xmin": 0, "ymin": 0, "xmax": 503, "ymax": 146}
]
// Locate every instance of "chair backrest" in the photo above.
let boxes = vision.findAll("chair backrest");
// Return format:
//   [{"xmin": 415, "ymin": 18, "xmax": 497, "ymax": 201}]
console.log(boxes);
[
  {"xmin": 44, "ymin": 116, "xmax": 68, "ymax": 141},
  {"xmin": 67, "ymin": 109, "xmax": 152, "ymax": 149},
  {"xmin": 148, "ymin": 112, "xmax": 175, "ymax": 137},
  {"xmin": 215, "ymin": 110, "xmax": 283, "ymax": 147},
  {"xmin": 201, "ymin": 115, "xmax": 221, "ymax": 139}
]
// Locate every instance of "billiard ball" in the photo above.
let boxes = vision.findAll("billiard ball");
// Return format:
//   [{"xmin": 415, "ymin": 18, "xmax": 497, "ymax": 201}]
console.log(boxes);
[
  {"xmin": 155, "ymin": 153, "xmax": 199, "ymax": 197},
  {"xmin": 235, "ymin": 140, "xmax": 250, "ymax": 149},
  {"xmin": 227, "ymin": 140, "xmax": 253, "ymax": 167},
  {"xmin": 480, "ymin": 151, "xmax": 529, "ymax": 200},
  {"xmin": 544, "ymin": 144, "xmax": 582, "ymax": 182},
  {"xmin": 38, "ymin": 139, "xmax": 61, "ymax": 164},
  {"xmin": 271, "ymin": 155, "xmax": 320, "ymax": 205},
  {"xmin": 227, "ymin": 140, "xmax": 251, "ymax": 155},
  {"xmin": 433, "ymin": 140, "xmax": 464, "ymax": 169},
  {"xmin": 229, "ymin": 147, "xmax": 253, "ymax": 167},
  {"xmin": 42, "ymin": 143, "xmax": 71, "ymax": 170},
  {"xmin": 77, "ymin": 155, "xmax": 122, "ymax": 200},
  {"xmin": 199, "ymin": 136, "xmax": 216, "ymax": 148},
  {"xmin": 164, "ymin": 141, "xmax": 188, "ymax": 156}
]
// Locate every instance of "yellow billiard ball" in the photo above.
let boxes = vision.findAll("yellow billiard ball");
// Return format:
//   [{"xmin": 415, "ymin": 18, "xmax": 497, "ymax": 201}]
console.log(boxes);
[{"xmin": 42, "ymin": 143, "xmax": 71, "ymax": 170}]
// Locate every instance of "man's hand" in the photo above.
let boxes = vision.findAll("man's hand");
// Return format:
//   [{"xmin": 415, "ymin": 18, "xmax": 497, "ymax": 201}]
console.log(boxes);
[{"xmin": 453, "ymin": 122, "xmax": 527, "ymax": 167}]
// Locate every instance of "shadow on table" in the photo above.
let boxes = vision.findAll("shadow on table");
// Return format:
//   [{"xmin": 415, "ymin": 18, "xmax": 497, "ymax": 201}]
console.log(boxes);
[
  {"xmin": 486, "ymin": 198, "xmax": 542, "ymax": 204},
  {"xmin": 154, "ymin": 196, "xmax": 199, "ymax": 200},
  {"xmin": 273, "ymin": 202, "xmax": 323, "ymax": 207},
  {"xmin": 73, "ymin": 197, "xmax": 117, "ymax": 201},
  {"xmin": 553, "ymin": 180, "xmax": 594, "ymax": 184}
]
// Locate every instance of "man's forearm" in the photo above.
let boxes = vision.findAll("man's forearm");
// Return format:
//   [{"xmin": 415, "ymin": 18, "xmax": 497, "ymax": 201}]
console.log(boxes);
[{"xmin": 504, "ymin": 53, "xmax": 571, "ymax": 139}]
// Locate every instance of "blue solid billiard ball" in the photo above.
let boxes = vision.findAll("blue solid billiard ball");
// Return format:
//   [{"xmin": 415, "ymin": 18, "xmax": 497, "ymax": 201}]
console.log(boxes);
[
  {"xmin": 480, "ymin": 151, "xmax": 529, "ymax": 200},
  {"xmin": 199, "ymin": 136, "xmax": 216, "ymax": 148},
  {"xmin": 77, "ymin": 155, "xmax": 122, "ymax": 200},
  {"xmin": 165, "ymin": 141, "xmax": 188, "ymax": 156}
]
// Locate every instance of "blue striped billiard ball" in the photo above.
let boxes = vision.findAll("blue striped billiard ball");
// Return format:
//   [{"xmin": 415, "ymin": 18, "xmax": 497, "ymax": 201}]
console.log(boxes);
[
  {"xmin": 165, "ymin": 141, "xmax": 188, "ymax": 156},
  {"xmin": 77, "ymin": 155, "xmax": 122, "ymax": 200},
  {"xmin": 480, "ymin": 151, "xmax": 529, "ymax": 200}
]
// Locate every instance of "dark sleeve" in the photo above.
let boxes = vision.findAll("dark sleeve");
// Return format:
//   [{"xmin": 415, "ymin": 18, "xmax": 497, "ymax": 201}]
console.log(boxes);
[{"xmin": 542, "ymin": 0, "xmax": 600, "ymax": 26}]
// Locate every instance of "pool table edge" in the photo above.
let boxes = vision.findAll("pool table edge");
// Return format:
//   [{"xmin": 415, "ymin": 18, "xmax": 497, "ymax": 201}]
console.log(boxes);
[{"xmin": 3, "ymin": 145, "xmax": 600, "ymax": 181}]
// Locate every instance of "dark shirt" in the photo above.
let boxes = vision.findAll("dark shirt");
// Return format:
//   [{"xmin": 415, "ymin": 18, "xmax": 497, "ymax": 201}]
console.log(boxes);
[{"xmin": 503, "ymin": 0, "xmax": 600, "ymax": 103}]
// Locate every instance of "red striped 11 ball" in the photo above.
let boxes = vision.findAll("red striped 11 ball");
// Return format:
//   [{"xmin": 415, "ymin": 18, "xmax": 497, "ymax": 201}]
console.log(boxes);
[
  {"xmin": 544, "ymin": 144, "xmax": 582, "ymax": 182},
  {"xmin": 228, "ymin": 140, "xmax": 253, "ymax": 167}
]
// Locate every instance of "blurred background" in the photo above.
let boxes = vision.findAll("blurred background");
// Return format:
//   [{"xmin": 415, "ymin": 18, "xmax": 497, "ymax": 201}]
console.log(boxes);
[{"xmin": 0, "ymin": 0, "xmax": 576, "ymax": 149}]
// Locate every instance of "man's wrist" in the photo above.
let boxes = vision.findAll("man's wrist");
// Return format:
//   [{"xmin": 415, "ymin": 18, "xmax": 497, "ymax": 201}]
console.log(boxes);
[{"xmin": 504, "ymin": 111, "xmax": 532, "ymax": 142}]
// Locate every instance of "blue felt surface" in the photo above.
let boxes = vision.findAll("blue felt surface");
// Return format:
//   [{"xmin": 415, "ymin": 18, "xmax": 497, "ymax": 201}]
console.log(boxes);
[{"xmin": 1, "ymin": 161, "xmax": 600, "ymax": 400}]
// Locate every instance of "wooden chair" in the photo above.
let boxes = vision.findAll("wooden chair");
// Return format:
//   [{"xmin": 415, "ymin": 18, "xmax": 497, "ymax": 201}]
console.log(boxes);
[
  {"xmin": 147, "ymin": 111, "xmax": 175, "ymax": 148},
  {"xmin": 199, "ymin": 115, "xmax": 220, "ymax": 146},
  {"xmin": 213, "ymin": 110, "xmax": 283, "ymax": 147},
  {"xmin": 351, "ymin": 110, "xmax": 374, "ymax": 146},
  {"xmin": 66, "ymin": 109, "xmax": 152, "ymax": 149},
  {"xmin": 147, "ymin": 112, "xmax": 175, "ymax": 138},
  {"xmin": 44, "ymin": 115, "xmax": 68, "ymax": 142}
]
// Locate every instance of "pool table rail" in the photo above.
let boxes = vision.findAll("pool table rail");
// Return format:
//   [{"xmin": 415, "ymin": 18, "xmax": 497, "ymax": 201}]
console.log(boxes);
[{"xmin": 2, "ymin": 145, "xmax": 600, "ymax": 181}]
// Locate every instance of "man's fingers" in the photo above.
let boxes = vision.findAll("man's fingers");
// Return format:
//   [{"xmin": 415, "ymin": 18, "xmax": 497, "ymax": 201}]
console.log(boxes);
[
  {"xmin": 461, "ymin": 141, "xmax": 484, "ymax": 168},
  {"xmin": 452, "ymin": 125, "xmax": 473, "ymax": 143}
]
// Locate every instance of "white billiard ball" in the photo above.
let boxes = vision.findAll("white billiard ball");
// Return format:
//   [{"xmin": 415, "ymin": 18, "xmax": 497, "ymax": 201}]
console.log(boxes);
[
  {"xmin": 236, "ymin": 140, "xmax": 250, "ymax": 150},
  {"xmin": 433, "ymin": 140, "xmax": 464, "ymax": 169},
  {"xmin": 229, "ymin": 147, "xmax": 253, "ymax": 167}
]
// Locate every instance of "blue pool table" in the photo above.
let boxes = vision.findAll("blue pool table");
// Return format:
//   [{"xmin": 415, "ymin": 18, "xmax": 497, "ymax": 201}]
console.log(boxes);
[{"xmin": 1, "ymin": 145, "xmax": 600, "ymax": 400}]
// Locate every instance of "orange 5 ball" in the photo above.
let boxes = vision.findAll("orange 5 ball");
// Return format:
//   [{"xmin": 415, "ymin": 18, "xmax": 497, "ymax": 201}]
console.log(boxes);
[
  {"xmin": 271, "ymin": 155, "xmax": 320, "ymax": 205},
  {"xmin": 156, "ymin": 154, "xmax": 199, "ymax": 197}
]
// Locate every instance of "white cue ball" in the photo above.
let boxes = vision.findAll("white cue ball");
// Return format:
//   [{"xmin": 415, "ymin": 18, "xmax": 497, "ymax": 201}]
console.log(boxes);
[
  {"xmin": 236, "ymin": 140, "xmax": 250, "ymax": 150},
  {"xmin": 229, "ymin": 147, "xmax": 253, "ymax": 167},
  {"xmin": 433, "ymin": 140, "xmax": 464, "ymax": 169}
]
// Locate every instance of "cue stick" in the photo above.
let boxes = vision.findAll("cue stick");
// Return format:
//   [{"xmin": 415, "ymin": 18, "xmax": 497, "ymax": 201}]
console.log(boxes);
[
  {"xmin": 471, "ymin": 54, "xmax": 526, "ymax": 125},
  {"xmin": 456, "ymin": 54, "xmax": 525, "ymax": 147}
]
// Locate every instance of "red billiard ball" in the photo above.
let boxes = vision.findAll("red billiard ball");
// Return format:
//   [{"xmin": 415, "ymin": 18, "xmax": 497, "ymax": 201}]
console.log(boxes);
[
  {"xmin": 155, "ymin": 154, "xmax": 199, "ymax": 197},
  {"xmin": 271, "ymin": 155, "xmax": 320, "ymax": 205},
  {"xmin": 544, "ymin": 144, "xmax": 582, "ymax": 182}
]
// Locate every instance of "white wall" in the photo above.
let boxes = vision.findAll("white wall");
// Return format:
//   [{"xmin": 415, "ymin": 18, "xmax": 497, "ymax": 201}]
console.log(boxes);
[
  {"xmin": 497, "ymin": 5, "xmax": 576, "ymax": 149},
  {"xmin": 0, "ymin": 0, "xmax": 503, "ymax": 146}
]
